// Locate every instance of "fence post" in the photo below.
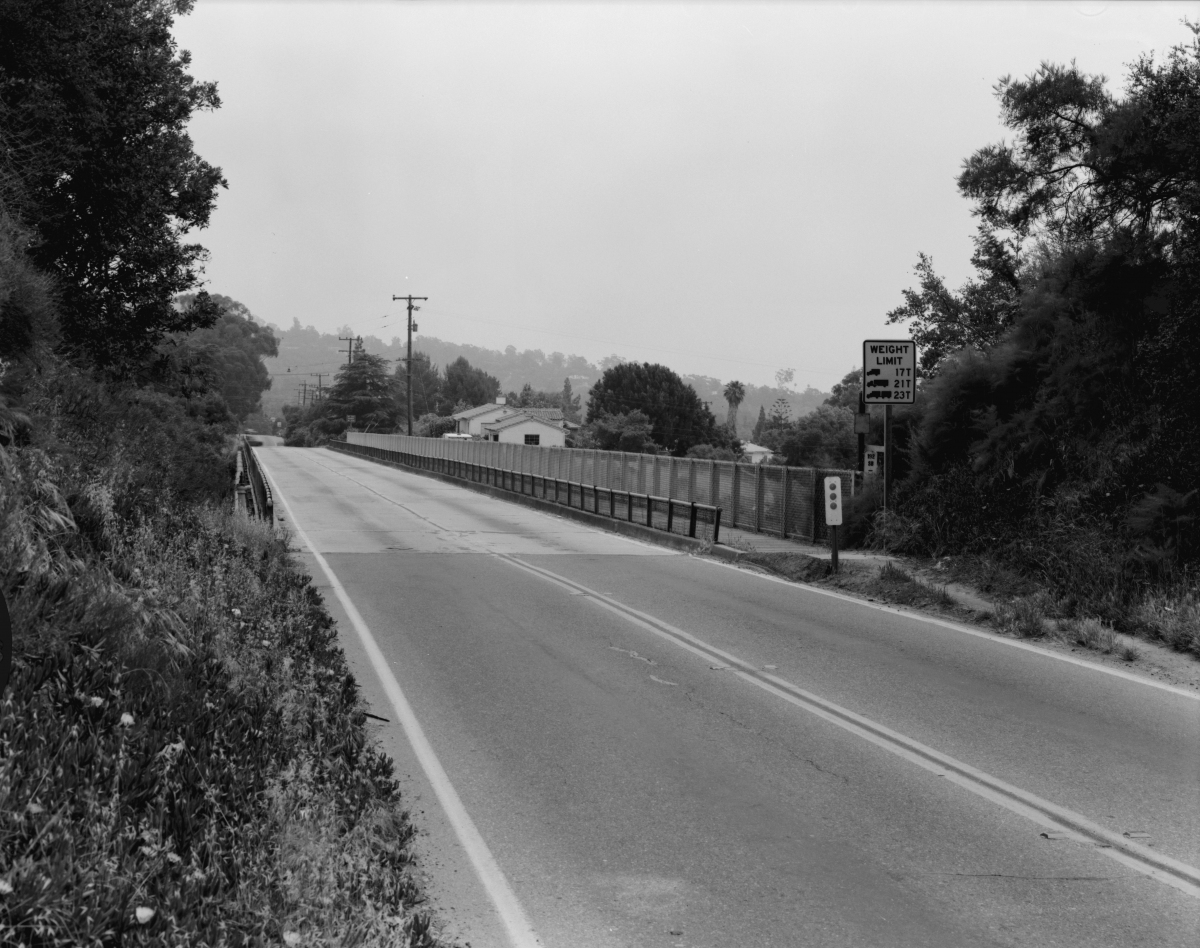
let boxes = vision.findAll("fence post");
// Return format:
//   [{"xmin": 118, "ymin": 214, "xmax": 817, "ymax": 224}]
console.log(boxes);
[
  {"xmin": 755, "ymin": 464, "xmax": 763, "ymax": 533},
  {"xmin": 781, "ymin": 467, "xmax": 790, "ymax": 539},
  {"xmin": 666, "ymin": 499, "xmax": 674, "ymax": 534},
  {"xmin": 731, "ymin": 464, "xmax": 740, "ymax": 530},
  {"xmin": 689, "ymin": 502, "xmax": 698, "ymax": 538},
  {"xmin": 814, "ymin": 470, "xmax": 823, "ymax": 543}
]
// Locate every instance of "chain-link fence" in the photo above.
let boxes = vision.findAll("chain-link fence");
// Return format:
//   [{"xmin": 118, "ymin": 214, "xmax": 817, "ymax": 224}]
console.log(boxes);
[{"xmin": 340, "ymin": 433, "xmax": 856, "ymax": 543}]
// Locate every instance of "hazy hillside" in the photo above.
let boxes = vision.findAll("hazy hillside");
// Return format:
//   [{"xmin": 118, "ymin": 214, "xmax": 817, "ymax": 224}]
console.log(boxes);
[{"xmin": 260, "ymin": 320, "xmax": 830, "ymax": 431}]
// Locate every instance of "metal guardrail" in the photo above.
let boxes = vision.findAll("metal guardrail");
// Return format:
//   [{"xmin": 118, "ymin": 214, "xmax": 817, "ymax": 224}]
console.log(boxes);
[
  {"xmin": 239, "ymin": 436, "xmax": 273, "ymax": 522},
  {"xmin": 331, "ymin": 439, "xmax": 722, "ymax": 544},
  {"xmin": 342, "ymin": 432, "xmax": 856, "ymax": 543}
]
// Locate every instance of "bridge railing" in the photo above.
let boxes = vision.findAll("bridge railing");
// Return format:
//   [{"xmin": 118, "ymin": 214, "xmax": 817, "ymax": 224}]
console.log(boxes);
[
  {"xmin": 338, "ymin": 433, "xmax": 855, "ymax": 544},
  {"xmin": 240, "ymin": 436, "xmax": 273, "ymax": 522},
  {"xmin": 331, "ymin": 437, "xmax": 722, "ymax": 543}
]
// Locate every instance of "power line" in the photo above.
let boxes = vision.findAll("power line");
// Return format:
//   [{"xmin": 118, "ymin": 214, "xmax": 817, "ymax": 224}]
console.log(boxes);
[{"xmin": 356, "ymin": 302, "xmax": 843, "ymax": 384}]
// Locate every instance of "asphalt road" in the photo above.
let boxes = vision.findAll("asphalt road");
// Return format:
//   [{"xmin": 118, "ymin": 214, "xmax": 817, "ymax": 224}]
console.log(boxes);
[{"xmin": 255, "ymin": 445, "xmax": 1200, "ymax": 948}]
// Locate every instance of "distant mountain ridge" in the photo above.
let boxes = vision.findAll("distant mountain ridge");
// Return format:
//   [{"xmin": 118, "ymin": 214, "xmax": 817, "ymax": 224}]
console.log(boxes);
[{"xmin": 260, "ymin": 321, "xmax": 829, "ymax": 435}]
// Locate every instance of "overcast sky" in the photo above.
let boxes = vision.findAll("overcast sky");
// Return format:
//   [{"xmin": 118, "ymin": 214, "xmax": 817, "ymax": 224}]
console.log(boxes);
[{"xmin": 173, "ymin": 1, "xmax": 1195, "ymax": 388}]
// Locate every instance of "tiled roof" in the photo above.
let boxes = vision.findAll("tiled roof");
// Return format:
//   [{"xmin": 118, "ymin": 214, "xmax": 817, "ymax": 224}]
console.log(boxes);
[
  {"xmin": 518, "ymin": 407, "xmax": 564, "ymax": 422},
  {"xmin": 451, "ymin": 403, "xmax": 508, "ymax": 420},
  {"xmin": 482, "ymin": 413, "xmax": 566, "ymax": 432}
]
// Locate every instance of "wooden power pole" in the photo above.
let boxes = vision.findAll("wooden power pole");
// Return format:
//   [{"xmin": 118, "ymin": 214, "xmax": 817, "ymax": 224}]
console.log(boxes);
[{"xmin": 391, "ymin": 294, "xmax": 428, "ymax": 435}]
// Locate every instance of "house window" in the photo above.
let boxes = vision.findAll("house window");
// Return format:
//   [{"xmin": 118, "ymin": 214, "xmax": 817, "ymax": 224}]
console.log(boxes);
[{"xmin": 524, "ymin": 434, "xmax": 540, "ymax": 446}]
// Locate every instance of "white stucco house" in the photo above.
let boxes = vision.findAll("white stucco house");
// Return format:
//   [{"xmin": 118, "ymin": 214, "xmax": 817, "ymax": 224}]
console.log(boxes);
[
  {"xmin": 481, "ymin": 412, "xmax": 568, "ymax": 447},
  {"xmin": 452, "ymin": 399, "xmax": 512, "ymax": 435},
  {"xmin": 740, "ymin": 442, "xmax": 773, "ymax": 464}
]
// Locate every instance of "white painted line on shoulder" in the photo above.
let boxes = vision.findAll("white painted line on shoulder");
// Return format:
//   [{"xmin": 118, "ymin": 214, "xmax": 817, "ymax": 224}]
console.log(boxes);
[
  {"xmin": 698, "ymin": 555, "xmax": 1200, "ymax": 701},
  {"xmin": 496, "ymin": 553, "xmax": 1200, "ymax": 901},
  {"xmin": 256, "ymin": 454, "xmax": 543, "ymax": 948}
]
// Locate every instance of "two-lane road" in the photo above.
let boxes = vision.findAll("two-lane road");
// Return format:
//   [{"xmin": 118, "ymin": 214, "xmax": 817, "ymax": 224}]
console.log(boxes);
[{"xmin": 257, "ymin": 445, "xmax": 1200, "ymax": 948}]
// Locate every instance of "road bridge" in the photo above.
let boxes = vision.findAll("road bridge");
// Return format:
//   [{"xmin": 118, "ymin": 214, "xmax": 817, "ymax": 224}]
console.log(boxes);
[{"xmin": 255, "ymin": 444, "xmax": 1200, "ymax": 948}]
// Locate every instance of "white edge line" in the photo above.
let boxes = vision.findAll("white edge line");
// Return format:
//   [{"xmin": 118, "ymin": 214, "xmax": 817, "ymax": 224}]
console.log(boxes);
[
  {"xmin": 328, "ymin": 444, "xmax": 1196, "ymax": 701},
  {"xmin": 256, "ymin": 451, "xmax": 543, "ymax": 948},
  {"xmin": 325, "ymin": 444, "xmax": 681, "ymax": 556},
  {"xmin": 699, "ymin": 555, "xmax": 1200, "ymax": 701},
  {"xmin": 497, "ymin": 554, "xmax": 1200, "ymax": 900}
]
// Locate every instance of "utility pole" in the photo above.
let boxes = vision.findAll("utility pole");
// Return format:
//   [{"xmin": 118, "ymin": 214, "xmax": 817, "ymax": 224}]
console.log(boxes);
[
  {"xmin": 309, "ymin": 373, "xmax": 326, "ymax": 402},
  {"xmin": 391, "ymin": 294, "xmax": 428, "ymax": 435},
  {"xmin": 339, "ymin": 335, "xmax": 355, "ymax": 367}
]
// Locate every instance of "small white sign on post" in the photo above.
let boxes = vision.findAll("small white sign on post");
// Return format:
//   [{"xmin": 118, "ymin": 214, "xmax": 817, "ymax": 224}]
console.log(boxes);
[
  {"xmin": 824, "ymin": 476, "xmax": 843, "ymax": 526},
  {"xmin": 862, "ymin": 340, "xmax": 917, "ymax": 404}
]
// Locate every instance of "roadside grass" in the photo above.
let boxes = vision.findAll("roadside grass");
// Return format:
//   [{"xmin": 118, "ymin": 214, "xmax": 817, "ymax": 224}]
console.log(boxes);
[
  {"xmin": 992, "ymin": 593, "xmax": 1141, "ymax": 661},
  {"xmin": 1, "ymin": 440, "xmax": 445, "ymax": 947},
  {"xmin": 872, "ymin": 561, "xmax": 957, "ymax": 610},
  {"xmin": 1132, "ymin": 587, "xmax": 1200, "ymax": 656},
  {"xmin": 734, "ymin": 543, "xmax": 1152, "ymax": 664},
  {"xmin": 735, "ymin": 551, "xmax": 963, "ymax": 614}
]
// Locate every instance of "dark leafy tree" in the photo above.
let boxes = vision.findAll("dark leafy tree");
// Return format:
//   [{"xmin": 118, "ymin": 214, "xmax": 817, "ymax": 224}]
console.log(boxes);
[
  {"xmin": 750, "ymin": 405, "xmax": 767, "ymax": 443},
  {"xmin": 823, "ymin": 368, "xmax": 862, "ymax": 411},
  {"xmin": 585, "ymin": 361, "xmax": 721, "ymax": 456},
  {"xmin": 893, "ymin": 24, "xmax": 1200, "ymax": 579},
  {"xmin": 164, "ymin": 294, "xmax": 277, "ymax": 419},
  {"xmin": 323, "ymin": 351, "xmax": 395, "ymax": 431},
  {"xmin": 393, "ymin": 351, "xmax": 443, "ymax": 421},
  {"xmin": 885, "ymin": 229, "xmax": 1023, "ymax": 376},
  {"xmin": 560, "ymin": 377, "xmax": 581, "ymax": 424},
  {"xmin": 574, "ymin": 410, "xmax": 660, "ymax": 454},
  {"xmin": 776, "ymin": 406, "xmax": 857, "ymax": 469},
  {"xmin": 0, "ymin": 0, "xmax": 226, "ymax": 366},
  {"xmin": 440, "ymin": 356, "xmax": 500, "ymax": 413},
  {"xmin": 0, "ymin": 205, "xmax": 57, "ymax": 361}
]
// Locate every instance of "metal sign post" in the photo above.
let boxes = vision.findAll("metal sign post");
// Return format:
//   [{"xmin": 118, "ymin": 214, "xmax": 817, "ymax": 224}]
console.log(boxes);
[{"xmin": 863, "ymin": 340, "xmax": 916, "ymax": 511}]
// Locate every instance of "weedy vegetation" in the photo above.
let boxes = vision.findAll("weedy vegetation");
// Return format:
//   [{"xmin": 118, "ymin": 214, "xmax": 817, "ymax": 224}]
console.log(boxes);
[{"xmin": 0, "ymin": 390, "xmax": 443, "ymax": 945}]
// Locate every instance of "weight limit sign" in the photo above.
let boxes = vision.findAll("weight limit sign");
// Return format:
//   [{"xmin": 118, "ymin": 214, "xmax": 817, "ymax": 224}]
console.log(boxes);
[{"xmin": 862, "ymin": 340, "xmax": 917, "ymax": 404}]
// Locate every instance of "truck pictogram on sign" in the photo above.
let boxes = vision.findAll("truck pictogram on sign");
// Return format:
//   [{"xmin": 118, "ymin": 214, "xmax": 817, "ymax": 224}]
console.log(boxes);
[{"xmin": 862, "ymin": 340, "xmax": 917, "ymax": 404}]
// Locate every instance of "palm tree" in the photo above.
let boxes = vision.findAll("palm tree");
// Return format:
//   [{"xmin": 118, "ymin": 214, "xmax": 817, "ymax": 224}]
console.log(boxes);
[{"xmin": 723, "ymin": 380, "xmax": 745, "ymax": 436}]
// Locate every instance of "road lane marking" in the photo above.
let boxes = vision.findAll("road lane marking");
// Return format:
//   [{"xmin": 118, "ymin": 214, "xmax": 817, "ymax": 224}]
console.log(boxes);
[
  {"xmin": 257, "ymin": 453, "xmax": 543, "ymax": 948},
  {"xmin": 320, "ymin": 446, "xmax": 676, "ymax": 555},
  {"xmin": 494, "ymin": 553, "xmax": 1200, "ymax": 901},
  {"xmin": 319, "ymin": 444, "xmax": 1196, "ymax": 699},
  {"xmin": 698, "ymin": 557, "xmax": 1200, "ymax": 701}
]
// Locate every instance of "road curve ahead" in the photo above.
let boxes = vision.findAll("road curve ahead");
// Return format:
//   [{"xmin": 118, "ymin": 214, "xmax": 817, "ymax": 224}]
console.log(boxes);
[{"xmin": 257, "ymin": 445, "xmax": 1200, "ymax": 948}]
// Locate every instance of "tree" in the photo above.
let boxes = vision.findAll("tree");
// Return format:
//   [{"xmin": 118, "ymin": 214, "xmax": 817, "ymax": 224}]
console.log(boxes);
[
  {"xmin": 0, "ymin": 0, "xmax": 227, "ymax": 366},
  {"xmin": 393, "ymin": 351, "xmax": 442, "ymax": 421},
  {"xmin": 323, "ymin": 352, "xmax": 395, "ymax": 431},
  {"xmin": 891, "ymin": 24, "xmax": 1200, "ymax": 575},
  {"xmin": 777, "ymin": 406, "xmax": 857, "ymax": 469},
  {"xmin": 722, "ymin": 380, "xmax": 745, "ymax": 434},
  {"xmin": 440, "ymin": 356, "xmax": 500, "ymax": 413},
  {"xmin": 824, "ymin": 367, "xmax": 862, "ymax": 411},
  {"xmin": 560, "ymin": 377, "xmax": 581, "ymax": 424},
  {"xmin": 750, "ymin": 405, "xmax": 768, "ymax": 443},
  {"xmin": 586, "ymin": 362, "xmax": 722, "ymax": 456},
  {"xmin": 574, "ymin": 410, "xmax": 660, "ymax": 454},
  {"xmin": 166, "ymin": 294, "xmax": 278, "ymax": 419}
]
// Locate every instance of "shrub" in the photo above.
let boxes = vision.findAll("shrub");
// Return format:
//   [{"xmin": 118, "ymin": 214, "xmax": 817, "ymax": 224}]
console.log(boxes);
[
  {"xmin": 994, "ymin": 593, "xmax": 1055, "ymax": 638},
  {"xmin": 1133, "ymin": 588, "xmax": 1200, "ymax": 656}
]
